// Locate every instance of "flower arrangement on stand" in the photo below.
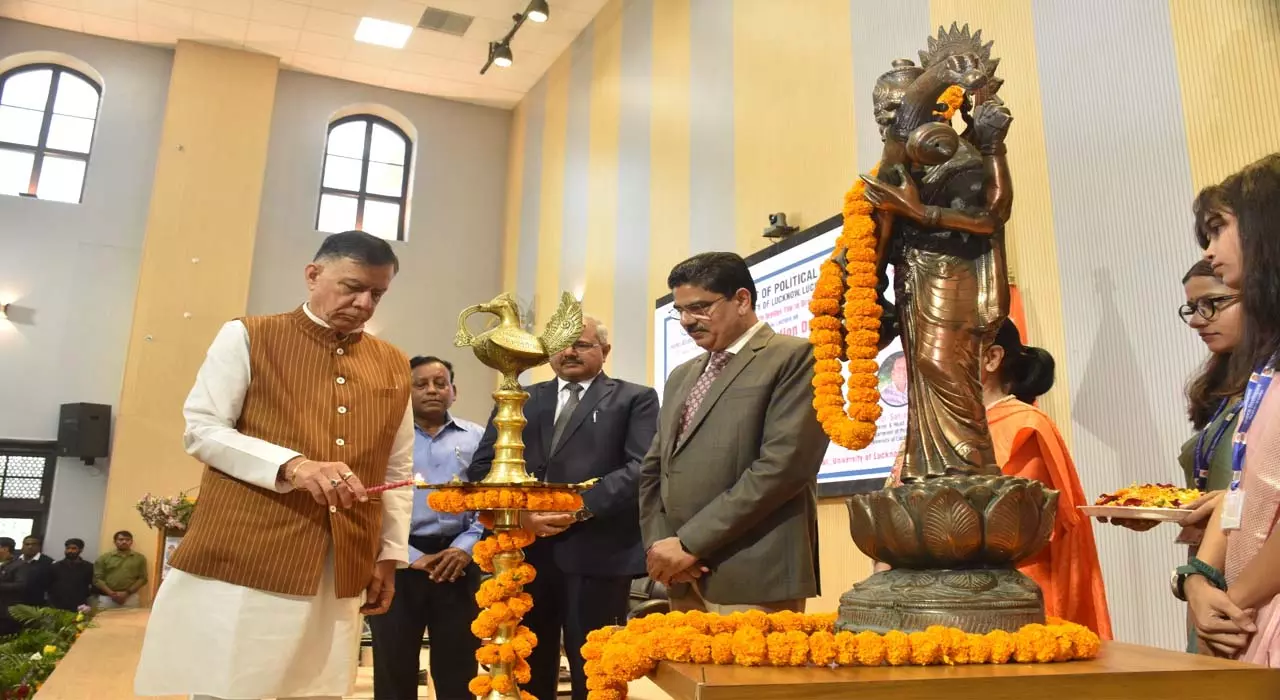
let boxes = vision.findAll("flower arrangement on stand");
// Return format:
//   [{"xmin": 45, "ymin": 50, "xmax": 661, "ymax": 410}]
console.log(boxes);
[
  {"xmin": 0, "ymin": 605, "xmax": 95, "ymax": 699},
  {"xmin": 135, "ymin": 492, "xmax": 196, "ymax": 531},
  {"xmin": 581, "ymin": 610, "xmax": 1101, "ymax": 700},
  {"xmin": 808, "ymin": 85, "xmax": 967, "ymax": 450},
  {"xmin": 428, "ymin": 486, "xmax": 584, "ymax": 700}
]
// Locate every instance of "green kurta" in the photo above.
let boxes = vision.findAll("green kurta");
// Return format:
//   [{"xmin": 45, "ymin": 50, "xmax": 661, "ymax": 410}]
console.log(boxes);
[{"xmin": 1176, "ymin": 396, "xmax": 1241, "ymax": 654}]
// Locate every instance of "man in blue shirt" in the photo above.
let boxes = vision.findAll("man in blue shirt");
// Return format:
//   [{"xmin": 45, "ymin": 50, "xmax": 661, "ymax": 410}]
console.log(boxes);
[{"xmin": 368, "ymin": 355, "xmax": 484, "ymax": 700}]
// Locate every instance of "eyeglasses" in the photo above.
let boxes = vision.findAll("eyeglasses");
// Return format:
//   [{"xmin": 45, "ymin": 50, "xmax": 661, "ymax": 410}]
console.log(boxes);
[
  {"xmin": 668, "ymin": 297, "xmax": 726, "ymax": 321},
  {"xmin": 1178, "ymin": 294, "xmax": 1239, "ymax": 324},
  {"xmin": 566, "ymin": 341, "xmax": 599, "ymax": 352}
]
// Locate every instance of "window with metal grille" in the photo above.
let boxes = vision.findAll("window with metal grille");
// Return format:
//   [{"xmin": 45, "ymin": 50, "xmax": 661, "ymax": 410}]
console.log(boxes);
[
  {"xmin": 0, "ymin": 63, "xmax": 102, "ymax": 203},
  {"xmin": 316, "ymin": 114, "xmax": 412, "ymax": 241},
  {"xmin": 0, "ymin": 442, "xmax": 56, "ymax": 542}
]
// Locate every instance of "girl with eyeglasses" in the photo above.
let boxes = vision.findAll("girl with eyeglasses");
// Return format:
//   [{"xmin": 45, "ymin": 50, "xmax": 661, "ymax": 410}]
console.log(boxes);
[{"xmin": 1179, "ymin": 154, "xmax": 1280, "ymax": 666}]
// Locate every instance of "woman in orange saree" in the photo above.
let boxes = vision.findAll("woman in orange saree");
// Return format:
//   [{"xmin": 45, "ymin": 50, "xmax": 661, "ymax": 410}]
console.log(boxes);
[{"xmin": 982, "ymin": 319, "xmax": 1113, "ymax": 638}]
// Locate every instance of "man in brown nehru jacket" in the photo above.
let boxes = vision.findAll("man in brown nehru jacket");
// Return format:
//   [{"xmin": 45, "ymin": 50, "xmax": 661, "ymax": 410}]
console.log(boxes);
[{"xmin": 135, "ymin": 231, "xmax": 414, "ymax": 700}]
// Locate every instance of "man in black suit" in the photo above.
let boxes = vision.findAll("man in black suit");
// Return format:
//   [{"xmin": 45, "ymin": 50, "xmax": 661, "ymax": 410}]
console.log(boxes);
[
  {"xmin": 19, "ymin": 535, "xmax": 54, "ymax": 606},
  {"xmin": 468, "ymin": 316, "xmax": 659, "ymax": 700}
]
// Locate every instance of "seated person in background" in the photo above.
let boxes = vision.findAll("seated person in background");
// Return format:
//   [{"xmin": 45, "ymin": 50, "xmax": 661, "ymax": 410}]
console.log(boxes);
[
  {"xmin": 982, "ymin": 319, "xmax": 1113, "ymax": 638},
  {"xmin": 49, "ymin": 538, "xmax": 95, "ymax": 611},
  {"xmin": 94, "ymin": 530, "xmax": 148, "ymax": 608}
]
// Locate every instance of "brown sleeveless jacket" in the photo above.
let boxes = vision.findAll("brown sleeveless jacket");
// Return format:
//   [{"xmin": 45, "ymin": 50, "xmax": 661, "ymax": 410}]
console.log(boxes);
[{"xmin": 169, "ymin": 307, "xmax": 410, "ymax": 597}]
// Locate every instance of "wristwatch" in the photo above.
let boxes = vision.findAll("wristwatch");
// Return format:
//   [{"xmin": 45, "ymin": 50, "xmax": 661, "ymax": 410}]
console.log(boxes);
[
  {"xmin": 1170, "ymin": 564, "xmax": 1202, "ymax": 602},
  {"xmin": 573, "ymin": 507, "xmax": 593, "ymax": 523}
]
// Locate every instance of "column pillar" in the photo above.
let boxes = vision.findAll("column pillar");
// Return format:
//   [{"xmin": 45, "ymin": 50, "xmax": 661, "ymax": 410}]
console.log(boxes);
[{"xmin": 98, "ymin": 41, "xmax": 279, "ymax": 583}]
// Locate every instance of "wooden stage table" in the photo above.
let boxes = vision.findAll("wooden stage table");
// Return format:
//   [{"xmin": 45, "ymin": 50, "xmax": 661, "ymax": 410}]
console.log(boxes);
[{"xmin": 648, "ymin": 642, "xmax": 1280, "ymax": 700}]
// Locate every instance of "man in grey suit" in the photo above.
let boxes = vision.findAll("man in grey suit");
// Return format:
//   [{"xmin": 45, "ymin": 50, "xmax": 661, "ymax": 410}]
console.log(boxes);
[
  {"xmin": 469, "ymin": 316, "xmax": 658, "ymax": 700},
  {"xmin": 640, "ymin": 252, "xmax": 829, "ymax": 613}
]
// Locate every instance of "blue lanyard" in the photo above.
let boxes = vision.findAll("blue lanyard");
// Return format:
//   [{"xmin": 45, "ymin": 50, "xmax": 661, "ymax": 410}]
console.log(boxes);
[
  {"xmin": 1229, "ymin": 356, "xmax": 1278, "ymax": 491},
  {"xmin": 1195, "ymin": 399, "xmax": 1238, "ymax": 491}
]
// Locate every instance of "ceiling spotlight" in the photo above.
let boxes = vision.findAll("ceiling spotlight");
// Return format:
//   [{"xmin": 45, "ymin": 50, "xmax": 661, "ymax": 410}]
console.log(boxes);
[
  {"xmin": 491, "ymin": 41, "xmax": 513, "ymax": 68},
  {"xmin": 479, "ymin": 0, "xmax": 549, "ymax": 73},
  {"xmin": 527, "ymin": 0, "xmax": 549, "ymax": 22}
]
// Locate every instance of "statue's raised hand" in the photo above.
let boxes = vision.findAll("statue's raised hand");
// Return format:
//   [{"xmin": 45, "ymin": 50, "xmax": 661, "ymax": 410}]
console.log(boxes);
[
  {"xmin": 860, "ymin": 164, "xmax": 925, "ymax": 220},
  {"xmin": 969, "ymin": 96, "xmax": 1013, "ymax": 151}
]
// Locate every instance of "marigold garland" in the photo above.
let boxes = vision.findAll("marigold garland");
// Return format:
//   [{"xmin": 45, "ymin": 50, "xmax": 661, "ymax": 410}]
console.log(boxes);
[
  {"xmin": 581, "ymin": 611, "xmax": 1100, "ymax": 700},
  {"xmin": 808, "ymin": 85, "xmax": 967, "ymax": 451},
  {"xmin": 466, "ymin": 527, "xmax": 543, "ymax": 697},
  {"xmin": 427, "ymin": 487, "xmax": 583, "ymax": 514}
]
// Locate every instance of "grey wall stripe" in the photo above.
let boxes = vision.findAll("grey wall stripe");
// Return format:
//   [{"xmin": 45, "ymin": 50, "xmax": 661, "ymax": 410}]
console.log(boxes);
[
  {"xmin": 613, "ymin": 0, "xmax": 654, "ymax": 385},
  {"xmin": 1034, "ymin": 0, "xmax": 1200, "ymax": 650},
  {"xmin": 560, "ymin": 25, "xmax": 595, "ymax": 297},
  {"xmin": 849, "ymin": 0, "xmax": 929, "ymax": 173},
  {"xmin": 515, "ymin": 78, "xmax": 547, "ymax": 312},
  {"xmin": 689, "ymin": 0, "xmax": 735, "ymax": 254}
]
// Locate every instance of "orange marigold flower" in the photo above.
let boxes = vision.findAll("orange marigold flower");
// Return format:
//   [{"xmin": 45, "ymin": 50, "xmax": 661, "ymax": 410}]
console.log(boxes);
[
  {"xmin": 809, "ymin": 316, "xmax": 842, "ymax": 331},
  {"xmin": 711, "ymin": 632, "xmax": 735, "ymax": 664},
  {"xmin": 476, "ymin": 644, "xmax": 501, "ymax": 665},
  {"xmin": 809, "ymin": 299, "xmax": 841, "ymax": 316},
  {"xmin": 987, "ymin": 629, "xmax": 1014, "ymax": 664},
  {"xmin": 785, "ymin": 630, "xmax": 810, "ymax": 666},
  {"xmin": 853, "ymin": 631, "xmax": 883, "ymax": 666},
  {"xmin": 965, "ymin": 633, "xmax": 991, "ymax": 664},
  {"xmin": 809, "ymin": 630, "xmax": 837, "ymax": 666},
  {"xmin": 468, "ymin": 675, "xmax": 492, "ymax": 696},
  {"xmin": 813, "ymin": 344, "xmax": 842, "ymax": 361},
  {"xmin": 884, "ymin": 630, "xmax": 911, "ymax": 666},
  {"xmin": 690, "ymin": 634, "xmax": 714, "ymax": 664},
  {"xmin": 908, "ymin": 630, "xmax": 942, "ymax": 666},
  {"xmin": 492, "ymin": 675, "xmax": 515, "ymax": 694},
  {"xmin": 766, "ymin": 631, "xmax": 790, "ymax": 666},
  {"xmin": 514, "ymin": 658, "xmax": 532, "ymax": 683},
  {"xmin": 730, "ymin": 627, "xmax": 767, "ymax": 667}
]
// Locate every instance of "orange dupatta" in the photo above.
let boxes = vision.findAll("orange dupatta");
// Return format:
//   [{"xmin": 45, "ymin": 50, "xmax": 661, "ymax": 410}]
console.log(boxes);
[{"xmin": 987, "ymin": 398, "xmax": 1113, "ymax": 639}]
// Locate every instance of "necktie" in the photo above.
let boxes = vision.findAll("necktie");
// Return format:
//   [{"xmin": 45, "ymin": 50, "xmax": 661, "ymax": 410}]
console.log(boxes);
[
  {"xmin": 678, "ymin": 352, "xmax": 731, "ymax": 440},
  {"xmin": 551, "ymin": 382, "xmax": 583, "ymax": 450}
]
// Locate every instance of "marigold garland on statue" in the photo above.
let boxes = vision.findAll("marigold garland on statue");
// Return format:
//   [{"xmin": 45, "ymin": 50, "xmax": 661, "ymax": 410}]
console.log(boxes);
[
  {"xmin": 808, "ymin": 85, "xmax": 966, "ymax": 451},
  {"xmin": 580, "ymin": 610, "xmax": 1100, "ymax": 700}
]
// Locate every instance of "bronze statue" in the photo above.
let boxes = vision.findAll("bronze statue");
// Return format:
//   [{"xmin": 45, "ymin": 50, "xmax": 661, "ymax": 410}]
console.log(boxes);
[
  {"xmin": 838, "ymin": 23, "xmax": 1058, "ymax": 635},
  {"xmin": 862, "ymin": 23, "xmax": 1012, "ymax": 481}
]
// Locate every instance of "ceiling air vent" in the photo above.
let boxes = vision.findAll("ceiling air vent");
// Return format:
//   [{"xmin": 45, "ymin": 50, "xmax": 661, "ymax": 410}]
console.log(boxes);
[{"xmin": 418, "ymin": 7, "xmax": 475, "ymax": 36}]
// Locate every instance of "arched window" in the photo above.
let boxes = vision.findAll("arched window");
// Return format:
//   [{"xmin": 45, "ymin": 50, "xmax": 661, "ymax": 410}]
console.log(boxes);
[
  {"xmin": 0, "ymin": 64, "xmax": 101, "ymax": 203},
  {"xmin": 317, "ymin": 115, "xmax": 412, "ymax": 241}
]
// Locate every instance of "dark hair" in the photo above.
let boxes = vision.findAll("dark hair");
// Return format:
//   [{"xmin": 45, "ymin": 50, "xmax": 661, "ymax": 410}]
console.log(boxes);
[
  {"xmin": 314, "ymin": 230, "xmax": 400, "ymax": 273},
  {"xmin": 991, "ymin": 319, "xmax": 1054, "ymax": 404},
  {"xmin": 65, "ymin": 538, "xmax": 84, "ymax": 549},
  {"xmin": 113, "ymin": 530, "xmax": 133, "ymax": 540},
  {"xmin": 23, "ymin": 535, "xmax": 41, "ymax": 546},
  {"xmin": 0, "ymin": 537, "xmax": 14, "ymax": 552},
  {"xmin": 1181, "ymin": 260, "xmax": 1245, "ymax": 429},
  {"xmin": 1217, "ymin": 155, "xmax": 1280, "ymax": 380},
  {"xmin": 667, "ymin": 252, "xmax": 758, "ymax": 308},
  {"xmin": 410, "ymin": 355, "xmax": 455, "ymax": 384},
  {"xmin": 1193, "ymin": 185, "xmax": 1228, "ymax": 250}
]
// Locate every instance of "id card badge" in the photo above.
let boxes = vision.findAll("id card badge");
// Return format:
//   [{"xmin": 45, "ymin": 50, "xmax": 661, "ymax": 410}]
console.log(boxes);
[{"xmin": 1221, "ymin": 490, "xmax": 1246, "ymax": 531}]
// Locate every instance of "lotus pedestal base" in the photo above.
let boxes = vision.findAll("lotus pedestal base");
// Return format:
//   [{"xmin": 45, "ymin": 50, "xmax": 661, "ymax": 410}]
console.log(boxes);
[
  {"xmin": 837, "ymin": 567, "xmax": 1045, "ymax": 634},
  {"xmin": 841, "ymin": 474, "xmax": 1058, "ymax": 634}
]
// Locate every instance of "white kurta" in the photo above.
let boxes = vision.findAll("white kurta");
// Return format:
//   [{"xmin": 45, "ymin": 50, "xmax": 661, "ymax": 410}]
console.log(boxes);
[{"xmin": 135, "ymin": 308, "xmax": 414, "ymax": 700}]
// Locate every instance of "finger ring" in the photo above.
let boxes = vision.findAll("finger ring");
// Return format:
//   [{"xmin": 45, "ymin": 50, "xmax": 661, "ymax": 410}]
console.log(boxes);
[
  {"xmin": 329, "ymin": 477, "xmax": 342, "ymax": 487},
  {"xmin": 341, "ymin": 472, "xmax": 355, "ymax": 481}
]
